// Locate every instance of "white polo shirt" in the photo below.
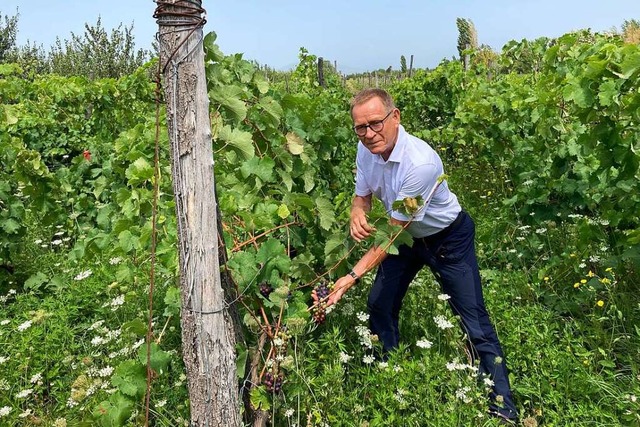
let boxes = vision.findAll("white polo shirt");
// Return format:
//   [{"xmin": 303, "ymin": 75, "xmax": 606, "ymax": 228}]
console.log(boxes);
[{"xmin": 355, "ymin": 125, "xmax": 461, "ymax": 238}]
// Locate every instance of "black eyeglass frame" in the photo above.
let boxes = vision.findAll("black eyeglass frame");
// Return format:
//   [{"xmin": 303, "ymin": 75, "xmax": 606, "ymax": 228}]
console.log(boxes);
[{"xmin": 353, "ymin": 109, "xmax": 394, "ymax": 137}]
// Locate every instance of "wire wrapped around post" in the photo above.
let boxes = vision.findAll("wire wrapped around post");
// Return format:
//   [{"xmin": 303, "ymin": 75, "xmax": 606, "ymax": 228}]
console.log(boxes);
[{"xmin": 154, "ymin": 0, "xmax": 207, "ymax": 74}]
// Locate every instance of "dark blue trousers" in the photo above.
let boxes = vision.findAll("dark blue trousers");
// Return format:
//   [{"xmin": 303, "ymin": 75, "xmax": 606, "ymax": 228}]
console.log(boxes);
[{"xmin": 367, "ymin": 210, "xmax": 517, "ymax": 419}]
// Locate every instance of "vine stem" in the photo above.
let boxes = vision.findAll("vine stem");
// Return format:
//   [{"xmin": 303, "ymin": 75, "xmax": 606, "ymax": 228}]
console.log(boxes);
[{"xmin": 231, "ymin": 220, "xmax": 299, "ymax": 252}]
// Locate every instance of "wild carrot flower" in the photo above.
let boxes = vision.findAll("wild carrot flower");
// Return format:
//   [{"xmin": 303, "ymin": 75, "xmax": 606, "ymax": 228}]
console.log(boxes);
[
  {"xmin": 74, "ymin": 270, "xmax": 92, "ymax": 281},
  {"xmin": 417, "ymin": 339, "xmax": 433, "ymax": 349},
  {"xmin": 17, "ymin": 320, "xmax": 33, "ymax": 332},
  {"xmin": 362, "ymin": 355, "xmax": 375, "ymax": 364},
  {"xmin": 15, "ymin": 389, "xmax": 33, "ymax": 399},
  {"xmin": 434, "ymin": 315, "xmax": 453, "ymax": 330}
]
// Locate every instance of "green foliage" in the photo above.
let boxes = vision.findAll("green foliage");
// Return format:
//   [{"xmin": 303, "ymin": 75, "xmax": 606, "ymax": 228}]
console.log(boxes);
[
  {"xmin": 48, "ymin": 17, "xmax": 151, "ymax": 79},
  {"xmin": 1, "ymin": 21, "xmax": 640, "ymax": 427},
  {"xmin": 456, "ymin": 17, "xmax": 478, "ymax": 58},
  {"xmin": 0, "ymin": 9, "xmax": 18, "ymax": 62}
]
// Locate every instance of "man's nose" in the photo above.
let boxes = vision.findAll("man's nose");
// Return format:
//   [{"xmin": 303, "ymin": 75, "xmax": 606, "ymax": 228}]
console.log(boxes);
[{"xmin": 364, "ymin": 126, "xmax": 377, "ymax": 138}]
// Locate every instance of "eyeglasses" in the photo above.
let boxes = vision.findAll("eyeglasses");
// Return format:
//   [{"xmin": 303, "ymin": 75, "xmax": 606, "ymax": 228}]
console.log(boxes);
[{"xmin": 353, "ymin": 110, "xmax": 394, "ymax": 137}]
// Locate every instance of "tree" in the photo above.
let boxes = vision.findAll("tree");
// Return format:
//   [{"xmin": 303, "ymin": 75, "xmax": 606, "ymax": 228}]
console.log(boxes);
[
  {"xmin": 49, "ymin": 17, "xmax": 150, "ymax": 79},
  {"xmin": 621, "ymin": 19, "xmax": 640, "ymax": 44},
  {"xmin": 456, "ymin": 17, "xmax": 478, "ymax": 58},
  {"xmin": 0, "ymin": 9, "xmax": 18, "ymax": 62},
  {"xmin": 155, "ymin": 1, "xmax": 241, "ymax": 426},
  {"xmin": 400, "ymin": 55, "xmax": 407, "ymax": 74}
]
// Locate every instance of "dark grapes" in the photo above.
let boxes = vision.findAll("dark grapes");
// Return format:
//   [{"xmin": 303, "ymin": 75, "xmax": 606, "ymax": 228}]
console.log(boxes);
[
  {"xmin": 314, "ymin": 281, "xmax": 330, "ymax": 300},
  {"xmin": 259, "ymin": 282, "xmax": 273, "ymax": 299},
  {"xmin": 263, "ymin": 371, "xmax": 283, "ymax": 393}
]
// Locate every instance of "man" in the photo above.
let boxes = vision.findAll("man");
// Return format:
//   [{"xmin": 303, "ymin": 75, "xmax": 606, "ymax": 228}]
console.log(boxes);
[{"xmin": 326, "ymin": 88, "xmax": 518, "ymax": 423}]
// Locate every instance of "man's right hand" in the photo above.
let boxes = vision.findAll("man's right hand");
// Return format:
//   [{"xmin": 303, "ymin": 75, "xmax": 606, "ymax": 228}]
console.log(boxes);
[{"xmin": 350, "ymin": 207, "xmax": 374, "ymax": 242}]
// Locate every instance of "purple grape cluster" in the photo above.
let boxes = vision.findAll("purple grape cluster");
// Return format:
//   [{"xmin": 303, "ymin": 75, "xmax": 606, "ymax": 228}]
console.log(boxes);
[
  {"xmin": 312, "ymin": 302, "xmax": 327, "ymax": 325},
  {"xmin": 259, "ymin": 282, "xmax": 273, "ymax": 299},
  {"xmin": 314, "ymin": 281, "xmax": 330, "ymax": 300},
  {"xmin": 263, "ymin": 371, "xmax": 283, "ymax": 393}
]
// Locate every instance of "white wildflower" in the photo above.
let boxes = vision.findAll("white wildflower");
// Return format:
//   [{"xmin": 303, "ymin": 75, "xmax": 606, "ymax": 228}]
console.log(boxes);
[
  {"xmin": 34, "ymin": 239, "xmax": 43, "ymax": 245},
  {"xmin": 483, "ymin": 377, "xmax": 495, "ymax": 387},
  {"xmin": 0, "ymin": 356, "xmax": 8, "ymax": 364},
  {"xmin": 109, "ymin": 257, "xmax": 122, "ymax": 265},
  {"xmin": 433, "ymin": 315, "xmax": 454, "ymax": 330},
  {"xmin": 53, "ymin": 418, "xmax": 68, "ymax": 427},
  {"xmin": 356, "ymin": 311, "xmax": 369, "ymax": 322},
  {"xmin": 437, "ymin": 293, "xmax": 451, "ymax": 301},
  {"xmin": 285, "ymin": 408, "xmax": 295, "ymax": 417},
  {"xmin": 338, "ymin": 352, "xmax": 352, "ymax": 364},
  {"xmin": 30, "ymin": 373, "xmax": 42, "ymax": 384},
  {"xmin": 0, "ymin": 406, "xmax": 11, "ymax": 417},
  {"xmin": 91, "ymin": 336, "xmax": 106, "ymax": 346},
  {"xmin": 110, "ymin": 295, "xmax": 125, "ymax": 310},
  {"xmin": 378, "ymin": 361, "xmax": 388, "ymax": 369},
  {"xmin": 455, "ymin": 386, "xmax": 472, "ymax": 403},
  {"xmin": 362, "ymin": 355, "xmax": 375, "ymax": 364},
  {"xmin": 51, "ymin": 239, "xmax": 63, "ymax": 246},
  {"xmin": 74, "ymin": 270, "xmax": 93, "ymax": 281},
  {"xmin": 0, "ymin": 320, "xmax": 10, "ymax": 326},
  {"xmin": 89, "ymin": 320, "xmax": 105, "ymax": 330},
  {"xmin": 156, "ymin": 399, "xmax": 167, "ymax": 408},
  {"xmin": 19, "ymin": 409, "xmax": 32, "ymax": 418},
  {"xmin": 16, "ymin": 388, "xmax": 33, "ymax": 399},
  {"xmin": 17, "ymin": 320, "xmax": 33, "ymax": 332},
  {"xmin": 98, "ymin": 367, "xmax": 114, "ymax": 377},
  {"xmin": 416, "ymin": 339, "xmax": 433, "ymax": 349}
]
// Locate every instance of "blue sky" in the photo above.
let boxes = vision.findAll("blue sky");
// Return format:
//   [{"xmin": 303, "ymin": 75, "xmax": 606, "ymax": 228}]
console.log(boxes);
[{"xmin": 3, "ymin": 1, "xmax": 639, "ymax": 73}]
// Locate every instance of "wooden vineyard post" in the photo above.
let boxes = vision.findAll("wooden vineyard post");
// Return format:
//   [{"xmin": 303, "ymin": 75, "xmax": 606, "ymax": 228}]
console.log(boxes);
[
  {"xmin": 409, "ymin": 54, "xmax": 414, "ymax": 77},
  {"xmin": 154, "ymin": 1, "xmax": 241, "ymax": 426},
  {"xmin": 318, "ymin": 56, "xmax": 325, "ymax": 87}
]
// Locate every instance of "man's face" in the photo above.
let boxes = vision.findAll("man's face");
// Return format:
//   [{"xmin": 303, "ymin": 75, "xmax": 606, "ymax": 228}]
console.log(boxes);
[{"xmin": 351, "ymin": 97, "xmax": 399, "ymax": 159}]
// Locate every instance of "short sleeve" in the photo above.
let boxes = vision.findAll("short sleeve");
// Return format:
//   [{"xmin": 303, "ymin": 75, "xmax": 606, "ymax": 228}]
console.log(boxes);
[{"xmin": 354, "ymin": 147, "xmax": 371, "ymax": 197}]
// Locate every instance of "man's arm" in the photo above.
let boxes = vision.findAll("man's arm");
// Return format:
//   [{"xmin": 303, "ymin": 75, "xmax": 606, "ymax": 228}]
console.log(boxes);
[{"xmin": 327, "ymin": 217, "xmax": 407, "ymax": 306}]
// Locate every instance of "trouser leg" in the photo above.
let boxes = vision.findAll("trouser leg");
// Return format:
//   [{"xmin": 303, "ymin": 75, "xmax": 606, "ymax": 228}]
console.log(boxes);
[
  {"xmin": 367, "ymin": 244, "xmax": 423, "ymax": 354},
  {"xmin": 425, "ymin": 212, "xmax": 517, "ymax": 419}
]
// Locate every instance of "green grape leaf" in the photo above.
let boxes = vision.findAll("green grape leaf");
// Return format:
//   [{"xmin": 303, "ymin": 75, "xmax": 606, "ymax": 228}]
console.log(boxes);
[
  {"xmin": 138, "ymin": 342, "xmax": 172, "ymax": 374},
  {"xmin": 163, "ymin": 286, "xmax": 181, "ymax": 317},
  {"xmin": 0, "ymin": 218, "xmax": 20, "ymax": 234},
  {"xmin": 218, "ymin": 125, "xmax": 255, "ymax": 160},
  {"xmin": 125, "ymin": 157, "xmax": 154, "ymax": 184},
  {"xmin": 316, "ymin": 197, "xmax": 335, "ymax": 230},
  {"xmin": 250, "ymin": 386, "xmax": 271, "ymax": 411},
  {"xmin": 93, "ymin": 393, "xmax": 134, "ymax": 427},
  {"xmin": 240, "ymin": 157, "xmax": 275, "ymax": 182},
  {"xmin": 111, "ymin": 361, "xmax": 147, "ymax": 398},
  {"xmin": 277, "ymin": 204, "xmax": 291, "ymax": 219},
  {"xmin": 258, "ymin": 96, "xmax": 283, "ymax": 122},
  {"xmin": 227, "ymin": 251, "xmax": 259, "ymax": 288},
  {"xmin": 210, "ymin": 85, "xmax": 247, "ymax": 123},
  {"xmin": 122, "ymin": 319, "xmax": 147, "ymax": 337}
]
